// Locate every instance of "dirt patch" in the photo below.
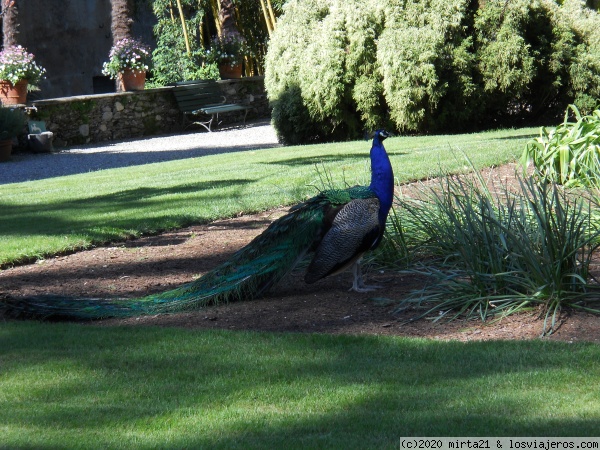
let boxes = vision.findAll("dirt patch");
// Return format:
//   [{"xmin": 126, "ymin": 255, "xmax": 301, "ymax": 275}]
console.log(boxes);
[{"xmin": 1, "ymin": 164, "xmax": 599, "ymax": 343}]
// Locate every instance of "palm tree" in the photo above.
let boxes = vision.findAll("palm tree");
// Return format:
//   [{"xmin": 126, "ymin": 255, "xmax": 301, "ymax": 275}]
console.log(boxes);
[
  {"xmin": 218, "ymin": 0, "xmax": 237, "ymax": 36},
  {"xmin": 1, "ymin": 0, "xmax": 18, "ymax": 47},
  {"xmin": 110, "ymin": 0, "xmax": 135, "ymax": 91},
  {"xmin": 111, "ymin": 0, "xmax": 134, "ymax": 42}
]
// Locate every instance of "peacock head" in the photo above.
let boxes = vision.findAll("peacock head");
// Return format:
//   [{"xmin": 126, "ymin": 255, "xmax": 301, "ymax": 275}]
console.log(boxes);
[
  {"xmin": 368, "ymin": 130, "xmax": 392, "ymax": 141},
  {"xmin": 378, "ymin": 130, "xmax": 392, "ymax": 141}
]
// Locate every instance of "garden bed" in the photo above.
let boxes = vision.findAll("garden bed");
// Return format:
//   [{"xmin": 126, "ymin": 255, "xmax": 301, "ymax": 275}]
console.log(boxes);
[{"xmin": 2, "ymin": 163, "xmax": 599, "ymax": 343}]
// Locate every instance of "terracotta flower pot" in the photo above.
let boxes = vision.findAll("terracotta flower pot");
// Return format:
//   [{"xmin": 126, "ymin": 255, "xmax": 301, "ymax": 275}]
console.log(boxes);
[
  {"xmin": 0, "ymin": 79, "xmax": 28, "ymax": 105},
  {"xmin": 117, "ymin": 69, "xmax": 146, "ymax": 92},
  {"xmin": 0, "ymin": 139, "xmax": 13, "ymax": 162},
  {"xmin": 219, "ymin": 62, "xmax": 243, "ymax": 79}
]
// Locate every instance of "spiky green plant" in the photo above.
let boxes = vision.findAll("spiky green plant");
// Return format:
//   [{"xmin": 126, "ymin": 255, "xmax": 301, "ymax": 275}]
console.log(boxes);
[
  {"xmin": 391, "ymin": 167, "xmax": 600, "ymax": 335},
  {"xmin": 521, "ymin": 105, "xmax": 600, "ymax": 187}
]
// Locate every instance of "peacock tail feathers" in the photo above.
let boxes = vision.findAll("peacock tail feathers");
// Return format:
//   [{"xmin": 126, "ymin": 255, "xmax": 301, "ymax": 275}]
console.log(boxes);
[
  {"xmin": 2, "ymin": 130, "xmax": 393, "ymax": 321},
  {"xmin": 1, "ymin": 185, "xmax": 376, "ymax": 321}
]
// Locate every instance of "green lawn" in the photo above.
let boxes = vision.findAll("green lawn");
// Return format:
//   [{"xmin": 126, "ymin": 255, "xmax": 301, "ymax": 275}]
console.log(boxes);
[
  {"xmin": 0, "ymin": 127, "xmax": 537, "ymax": 266},
  {"xmin": 5, "ymin": 127, "xmax": 597, "ymax": 448},
  {"xmin": 1, "ymin": 323, "xmax": 599, "ymax": 449}
]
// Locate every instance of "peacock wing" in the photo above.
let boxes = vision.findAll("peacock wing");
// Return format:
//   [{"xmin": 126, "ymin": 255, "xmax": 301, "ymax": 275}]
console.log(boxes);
[{"xmin": 304, "ymin": 197, "xmax": 381, "ymax": 284}]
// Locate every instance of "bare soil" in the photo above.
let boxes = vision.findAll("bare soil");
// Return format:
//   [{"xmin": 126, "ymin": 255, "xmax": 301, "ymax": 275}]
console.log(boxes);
[{"xmin": 1, "ymin": 164, "xmax": 599, "ymax": 343}]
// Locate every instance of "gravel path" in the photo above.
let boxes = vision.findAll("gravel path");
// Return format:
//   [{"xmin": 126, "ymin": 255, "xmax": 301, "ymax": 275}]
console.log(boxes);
[{"xmin": 0, "ymin": 119, "xmax": 280, "ymax": 185}]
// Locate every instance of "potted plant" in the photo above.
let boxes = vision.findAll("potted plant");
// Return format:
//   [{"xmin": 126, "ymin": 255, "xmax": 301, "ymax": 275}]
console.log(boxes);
[
  {"xmin": 0, "ymin": 45, "xmax": 46, "ymax": 105},
  {"xmin": 102, "ymin": 38, "xmax": 151, "ymax": 91},
  {"xmin": 0, "ymin": 106, "xmax": 26, "ymax": 161},
  {"xmin": 205, "ymin": 32, "xmax": 253, "ymax": 79}
]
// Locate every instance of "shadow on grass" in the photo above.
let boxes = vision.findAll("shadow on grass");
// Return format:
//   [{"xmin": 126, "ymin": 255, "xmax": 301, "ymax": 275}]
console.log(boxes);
[
  {"xmin": 1, "ymin": 325, "xmax": 599, "ymax": 447},
  {"xmin": 489, "ymin": 132, "xmax": 539, "ymax": 141},
  {"xmin": 271, "ymin": 151, "xmax": 408, "ymax": 167},
  {"xmin": 0, "ymin": 210, "xmax": 285, "ymax": 299},
  {"xmin": 0, "ymin": 178, "xmax": 254, "ymax": 240}
]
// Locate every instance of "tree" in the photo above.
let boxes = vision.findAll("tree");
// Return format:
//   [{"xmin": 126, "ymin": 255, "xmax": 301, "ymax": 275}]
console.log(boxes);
[
  {"xmin": 265, "ymin": 0, "xmax": 600, "ymax": 144},
  {"xmin": 147, "ymin": 0, "xmax": 285, "ymax": 84},
  {"xmin": 218, "ymin": 0, "xmax": 237, "ymax": 36},
  {"xmin": 1, "ymin": 0, "xmax": 18, "ymax": 47},
  {"xmin": 111, "ymin": 0, "xmax": 134, "ymax": 43}
]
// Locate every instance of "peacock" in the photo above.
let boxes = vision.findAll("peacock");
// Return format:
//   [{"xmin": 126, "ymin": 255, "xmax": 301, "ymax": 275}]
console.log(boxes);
[{"xmin": 1, "ymin": 130, "xmax": 395, "ymax": 320}]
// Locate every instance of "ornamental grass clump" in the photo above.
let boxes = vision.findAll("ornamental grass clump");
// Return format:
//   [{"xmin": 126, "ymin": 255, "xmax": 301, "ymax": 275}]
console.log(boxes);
[
  {"xmin": 390, "ymin": 165, "xmax": 600, "ymax": 335},
  {"xmin": 102, "ymin": 38, "xmax": 152, "ymax": 79},
  {"xmin": 521, "ymin": 104, "xmax": 600, "ymax": 187},
  {"xmin": 0, "ymin": 45, "xmax": 46, "ymax": 89}
]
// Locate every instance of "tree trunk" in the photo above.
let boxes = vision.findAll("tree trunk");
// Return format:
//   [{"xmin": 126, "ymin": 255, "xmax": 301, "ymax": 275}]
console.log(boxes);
[
  {"xmin": 111, "ymin": 0, "xmax": 134, "ymax": 92},
  {"xmin": 2, "ymin": 0, "xmax": 19, "ymax": 47},
  {"xmin": 218, "ymin": 0, "xmax": 237, "ymax": 36},
  {"xmin": 111, "ymin": 0, "xmax": 134, "ymax": 43}
]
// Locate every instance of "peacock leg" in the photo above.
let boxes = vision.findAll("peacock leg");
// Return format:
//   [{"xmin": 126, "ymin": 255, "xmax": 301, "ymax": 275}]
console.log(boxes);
[{"xmin": 349, "ymin": 259, "xmax": 381, "ymax": 293}]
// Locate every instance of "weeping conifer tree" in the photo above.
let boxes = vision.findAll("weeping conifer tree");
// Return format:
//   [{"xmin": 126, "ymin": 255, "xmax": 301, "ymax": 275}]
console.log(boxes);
[{"xmin": 265, "ymin": 0, "xmax": 600, "ymax": 144}]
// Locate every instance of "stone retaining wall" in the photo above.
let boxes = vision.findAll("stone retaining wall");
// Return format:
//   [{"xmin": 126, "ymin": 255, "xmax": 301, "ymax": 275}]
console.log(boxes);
[{"xmin": 29, "ymin": 77, "xmax": 269, "ymax": 148}]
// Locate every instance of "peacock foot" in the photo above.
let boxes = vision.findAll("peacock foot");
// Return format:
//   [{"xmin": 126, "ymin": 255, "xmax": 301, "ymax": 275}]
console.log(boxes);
[{"xmin": 349, "ymin": 278, "xmax": 382, "ymax": 293}]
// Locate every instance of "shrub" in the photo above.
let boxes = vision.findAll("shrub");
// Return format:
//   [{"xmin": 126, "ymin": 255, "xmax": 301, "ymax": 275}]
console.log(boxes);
[
  {"xmin": 270, "ymin": 84, "xmax": 326, "ymax": 145},
  {"xmin": 521, "ymin": 104, "xmax": 600, "ymax": 187},
  {"xmin": 149, "ymin": 2, "xmax": 219, "ymax": 86},
  {"xmin": 265, "ymin": 0, "xmax": 340, "ymax": 143},
  {"xmin": 0, "ymin": 106, "xmax": 26, "ymax": 140},
  {"xmin": 150, "ymin": 47, "xmax": 219, "ymax": 86},
  {"xmin": 266, "ymin": 0, "xmax": 600, "ymax": 143},
  {"xmin": 561, "ymin": 0, "xmax": 600, "ymax": 113},
  {"xmin": 377, "ymin": 0, "xmax": 479, "ymax": 133}
]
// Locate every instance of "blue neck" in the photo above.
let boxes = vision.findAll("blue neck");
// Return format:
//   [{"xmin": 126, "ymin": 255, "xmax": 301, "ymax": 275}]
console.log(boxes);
[{"xmin": 369, "ymin": 135, "xmax": 394, "ymax": 225}]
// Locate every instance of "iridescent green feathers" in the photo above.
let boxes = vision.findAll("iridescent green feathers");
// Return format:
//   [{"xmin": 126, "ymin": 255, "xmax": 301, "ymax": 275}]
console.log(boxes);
[
  {"xmin": 1, "ymin": 185, "xmax": 378, "ymax": 320},
  {"xmin": 2, "ymin": 131, "xmax": 394, "ymax": 321},
  {"xmin": 143, "ymin": 185, "xmax": 379, "ymax": 313}
]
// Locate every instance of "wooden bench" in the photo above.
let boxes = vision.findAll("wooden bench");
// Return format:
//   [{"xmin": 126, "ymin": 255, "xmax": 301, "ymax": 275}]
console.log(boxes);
[{"xmin": 172, "ymin": 80, "xmax": 251, "ymax": 132}]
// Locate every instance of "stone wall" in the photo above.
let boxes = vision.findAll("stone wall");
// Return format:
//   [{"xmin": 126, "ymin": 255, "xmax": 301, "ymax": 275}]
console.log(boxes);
[{"xmin": 29, "ymin": 77, "xmax": 270, "ymax": 148}]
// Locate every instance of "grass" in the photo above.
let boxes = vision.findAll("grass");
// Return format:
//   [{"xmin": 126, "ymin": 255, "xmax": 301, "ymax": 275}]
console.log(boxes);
[
  {"xmin": 375, "ymin": 106, "xmax": 600, "ymax": 335},
  {"xmin": 388, "ymin": 168, "xmax": 600, "ymax": 334},
  {"xmin": 0, "ymin": 127, "xmax": 537, "ymax": 266},
  {"xmin": 6, "ymin": 126, "xmax": 597, "ymax": 447},
  {"xmin": 1, "ymin": 322, "xmax": 600, "ymax": 448}
]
